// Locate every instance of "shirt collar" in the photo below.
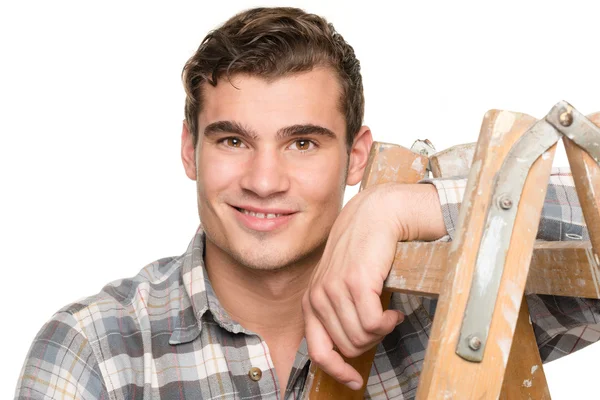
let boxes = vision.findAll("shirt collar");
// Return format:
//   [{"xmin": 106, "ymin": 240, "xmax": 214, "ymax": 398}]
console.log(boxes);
[{"xmin": 169, "ymin": 226, "xmax": 252, "ymax": 345}]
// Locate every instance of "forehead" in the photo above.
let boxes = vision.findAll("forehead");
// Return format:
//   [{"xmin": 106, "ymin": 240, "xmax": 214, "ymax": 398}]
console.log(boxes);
[{"xmin": 199, "ymin": 68, "xmax": 346, "ymax": 135}]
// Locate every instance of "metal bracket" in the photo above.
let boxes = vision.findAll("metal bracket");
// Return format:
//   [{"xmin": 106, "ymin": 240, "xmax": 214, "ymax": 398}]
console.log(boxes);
[
  {"xmin": 410, "ymin": 139, "xmax": 436, "ymax": 176},
  {"xmin": 456, "ymin": 101, "xmax": 600, "ymax": 362},
  {"xmin": 546, "ymin": 101, "xmax": 600, "ymax": 162}
]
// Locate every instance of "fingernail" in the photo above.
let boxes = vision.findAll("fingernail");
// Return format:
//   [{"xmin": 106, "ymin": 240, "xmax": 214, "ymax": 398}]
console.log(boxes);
[
  {"xmin": 396, "ymin": 312, "xmax": 405, "ymax": 325},
  {"xmin": 347, "ymin": 381, "xmax": 362, "ymax": 390}
]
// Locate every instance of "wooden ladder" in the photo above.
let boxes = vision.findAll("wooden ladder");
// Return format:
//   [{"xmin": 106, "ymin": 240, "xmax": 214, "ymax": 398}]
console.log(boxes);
[{"xmin": 303, "ymin": 101, "xmax": 600, "ymax": 399}]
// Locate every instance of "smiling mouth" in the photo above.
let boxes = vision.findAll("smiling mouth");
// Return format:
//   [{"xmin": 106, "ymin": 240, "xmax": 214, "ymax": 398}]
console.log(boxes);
[{"xmin": 233, "ymin": 207, "xmax": 290, "ymax": 219}]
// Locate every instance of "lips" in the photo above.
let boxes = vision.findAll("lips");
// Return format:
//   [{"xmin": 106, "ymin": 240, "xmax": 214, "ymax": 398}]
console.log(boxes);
[
  {"xmin": 230, "ymin": 205, "xmax": 297, "ymax": 232},
  {"xmin": 234, "ymin": 207, "xmax": 285, "ymax": 219}
]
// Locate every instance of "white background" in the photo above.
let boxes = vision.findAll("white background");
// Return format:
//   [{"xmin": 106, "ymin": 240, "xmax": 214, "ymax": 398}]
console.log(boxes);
[{"xmin": 2, "ymin": 0, "xmax": 600, "ymax": 398}]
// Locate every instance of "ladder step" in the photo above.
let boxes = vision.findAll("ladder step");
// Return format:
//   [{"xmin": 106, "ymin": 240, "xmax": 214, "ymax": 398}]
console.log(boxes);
[{"xmin": 385, "ymin": 241, "xmax": 600, "ymax": 299}]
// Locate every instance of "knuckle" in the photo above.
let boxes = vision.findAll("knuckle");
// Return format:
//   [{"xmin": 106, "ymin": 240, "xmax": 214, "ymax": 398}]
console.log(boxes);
[
  {"xmin": 323, "ymin": 283, "xmax": 343, "ymax": 303},
  {"xmin": 362, "ymin": 318, "xmax": 381, "ymax": 333},
  {"xmin": 330, "ymin": 369, "xmax": 347, "ymax": 382},
  {"xmin": 344, "ymin": 275, "xmax": 362, "ymax": 291},
  {"xmin": 308, "ymin": 349, "xmax": 327, "ymax": 366},
  {"xmin": 309, "ymin": 289, "xmax": 327, "ymax": 308},
  {"xmin": 348, "ymin": 334, "xmax": 367, "ymax": 348}
]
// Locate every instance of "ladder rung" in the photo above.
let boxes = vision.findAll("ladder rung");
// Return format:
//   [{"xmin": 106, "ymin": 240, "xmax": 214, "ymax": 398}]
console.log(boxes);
[{"xmin": 385, "ymin": 241, "xmax": 600, "ymax": 299}]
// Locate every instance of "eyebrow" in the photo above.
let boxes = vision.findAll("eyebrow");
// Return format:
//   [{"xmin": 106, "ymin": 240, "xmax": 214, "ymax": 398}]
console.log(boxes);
[
  {"xmin": 204, "ymin": 121, "xmax": 258, "ymax": 140},
  {"xmin": 203, "ymin": 121, "xmax": 338, "ymax": 141},
  {"xmin": 276, "ymin": 124, "xmax": 337, "ymax": 140}
]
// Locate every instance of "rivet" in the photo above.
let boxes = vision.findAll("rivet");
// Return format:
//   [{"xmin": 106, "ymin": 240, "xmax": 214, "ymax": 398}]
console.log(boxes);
[
  {"xmin": 498, "ymin": 195, "xmax": 513, "ymax": 210},
  {"xmin": 559, "ymin": 110, "xmax": 573, "ymax": 127},
  {"xmin": 468, "ymin": 335, "xmax": 482, "ymax": 351}
]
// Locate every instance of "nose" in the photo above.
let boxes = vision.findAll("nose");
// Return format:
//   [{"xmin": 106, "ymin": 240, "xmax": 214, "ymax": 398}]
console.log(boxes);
[{"xmin": 240, "ymin": 147, "xmax": 290, "ymax": 197}]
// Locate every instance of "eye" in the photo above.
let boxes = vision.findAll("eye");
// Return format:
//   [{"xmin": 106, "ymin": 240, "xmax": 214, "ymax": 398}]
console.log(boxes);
[
  {"xmin": 222, "ymin": 137, "xmax": 246, "ymax": 148},
  {"xmin": 289, "ymin": 139, "xmax": 316, "ymax": 152}
]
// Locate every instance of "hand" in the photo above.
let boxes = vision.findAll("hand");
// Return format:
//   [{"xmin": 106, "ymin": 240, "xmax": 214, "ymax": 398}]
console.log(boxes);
[{"xmin": 302, "ymin": 182, "xmax": 445, "ymax": 390}]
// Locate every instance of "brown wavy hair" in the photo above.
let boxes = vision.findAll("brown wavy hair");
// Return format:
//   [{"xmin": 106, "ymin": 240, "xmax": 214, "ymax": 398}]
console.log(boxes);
[{"xmin": 182, "ymin": 7, "xmax": 364, "ymax": 151}]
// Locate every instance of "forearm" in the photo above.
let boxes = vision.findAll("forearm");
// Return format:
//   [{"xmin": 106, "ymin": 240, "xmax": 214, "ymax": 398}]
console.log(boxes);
[{"xmin": 370, "ymin": 182, "xmax": 447, "ymax": 242}]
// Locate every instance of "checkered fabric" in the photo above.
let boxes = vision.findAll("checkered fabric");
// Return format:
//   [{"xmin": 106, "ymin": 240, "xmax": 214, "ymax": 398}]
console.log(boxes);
[{"xmin": 15, "ymin": 169, "xmax": 600, "ymax": 399}]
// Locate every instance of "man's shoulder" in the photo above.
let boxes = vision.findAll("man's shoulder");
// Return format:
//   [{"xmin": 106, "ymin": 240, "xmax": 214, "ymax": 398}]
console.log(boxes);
[
  {"xmin": 16, "ymin": 253, "xmax": 193, "ymax": 397},
  {"xmin": 57, "ymin": 253, "xmax": 187, "ymax": 327}
]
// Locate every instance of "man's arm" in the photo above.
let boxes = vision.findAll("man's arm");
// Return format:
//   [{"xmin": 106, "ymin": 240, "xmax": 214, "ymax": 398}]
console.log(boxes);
[
  {"xmin": 15, "ymin": 311, "xmax": 108, "ymax": 399},
  {"xmin": 303, "ymin": 167, "xmax": 600, "ymax": 389},
  {"xmin": 302, "ymin": 182, "xmax": 445, "ymax": 390}
]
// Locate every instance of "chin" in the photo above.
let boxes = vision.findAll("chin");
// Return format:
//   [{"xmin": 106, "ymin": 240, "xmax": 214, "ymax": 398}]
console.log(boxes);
[
  {"xmin": 231, "ymin": 244, "xmax": 310, "ymax": 271},
  {"xmin": 224, "ymin": 235, "xmax": 326, "ymax": 272},
  {"xmin": 203, "ymin": 210, "xmax": 330, "ymax": 271}
]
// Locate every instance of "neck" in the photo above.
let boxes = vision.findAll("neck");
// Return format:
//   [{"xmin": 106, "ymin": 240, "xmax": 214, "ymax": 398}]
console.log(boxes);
[{"xmin": 204, "ymin": 238, "xmax": 321, "ymax": 338}]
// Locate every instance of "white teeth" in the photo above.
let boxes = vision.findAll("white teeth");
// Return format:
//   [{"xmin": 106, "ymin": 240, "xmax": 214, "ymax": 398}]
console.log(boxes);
[{"xmin": 239, "ymin": 208, "xmax": 283, "ymax": 218}]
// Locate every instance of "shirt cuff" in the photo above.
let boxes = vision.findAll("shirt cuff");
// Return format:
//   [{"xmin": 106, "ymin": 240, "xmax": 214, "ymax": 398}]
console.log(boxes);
[{"xmin": 418, "ymin": 177, "xmax": 469, "ymax": 242}]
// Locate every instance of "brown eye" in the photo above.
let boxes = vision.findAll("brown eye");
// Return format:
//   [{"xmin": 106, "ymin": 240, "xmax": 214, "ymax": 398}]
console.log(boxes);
[
  {"xmin": 226, "ymin": 137, "xmax": 242, "ymax": 147},
  {"xmin": 295, "ymin": 140, "xmax": 310, "ymax": 150}
]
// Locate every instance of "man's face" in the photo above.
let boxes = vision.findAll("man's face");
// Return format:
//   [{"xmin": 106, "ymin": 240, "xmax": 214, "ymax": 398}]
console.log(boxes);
[{"xmin": 182, "ymin": 68, "xmax": 371, "ymax": 271}]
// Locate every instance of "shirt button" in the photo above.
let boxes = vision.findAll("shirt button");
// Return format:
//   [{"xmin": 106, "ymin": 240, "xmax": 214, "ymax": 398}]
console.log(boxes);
[{"xmin": 248, "ymin": 367, "xmax": 262, "ymax": 381}]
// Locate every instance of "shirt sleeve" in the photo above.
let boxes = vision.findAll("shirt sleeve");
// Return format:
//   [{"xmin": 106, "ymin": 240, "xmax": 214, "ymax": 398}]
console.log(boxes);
[
  {"xmin": 419, "ymin": 166, "xmax": 600, "ymax": 363},
  {"xmin": 14, "ymin": 311, "xmax": 108, "ymax": 400}
]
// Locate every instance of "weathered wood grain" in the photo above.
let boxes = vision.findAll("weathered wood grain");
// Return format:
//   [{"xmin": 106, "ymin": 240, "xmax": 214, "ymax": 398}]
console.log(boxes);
[
  {"xmin": 499, "ymin": 298, "xmax": 551, "ymax": 400},
  {"xmin": 429, "ymin": 142, "xmax": 476, "ymax": 178},
  {"xmin": 425, "ymin": 120, "xmax": 552, "ymax": 400},
  {"xmin": 564, "ymin": 112, "xmax": 600, "ymax": 290},
  {"xmin": 385, "ymin": 241, "xmax": 600, "ymax": 299},
  {"xmin": 416, "ymin": 111, "xmax": 556, "ymax": 399}
]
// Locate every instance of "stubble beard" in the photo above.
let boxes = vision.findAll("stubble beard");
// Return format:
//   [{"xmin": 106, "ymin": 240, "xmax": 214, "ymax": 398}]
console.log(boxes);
[
  {"xmin": 203, "ymin": 220, "xmax": 329, "ymax": 273},
  {"xmin": 197, "ymin": 151, "xmax": 350, "ymax": 272}
]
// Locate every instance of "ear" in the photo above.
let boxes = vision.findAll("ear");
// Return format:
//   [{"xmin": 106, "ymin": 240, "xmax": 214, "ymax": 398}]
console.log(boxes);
[
  {"xmin": 181, "ymin": 120, "xmax": 197, "ymax": 181},
  {"xmin": 346, "ymin": 126, "xmax": 373, "ymax": 186}
]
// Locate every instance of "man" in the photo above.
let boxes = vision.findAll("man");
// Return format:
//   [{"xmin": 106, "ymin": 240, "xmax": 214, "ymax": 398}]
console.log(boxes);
[{"xmin": 15, "ymin": 6, "xmax": 600, "ymax": 399}]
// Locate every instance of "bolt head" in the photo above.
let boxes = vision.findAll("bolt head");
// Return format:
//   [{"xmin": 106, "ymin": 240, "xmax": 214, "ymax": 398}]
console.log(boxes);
[
  {"xmin": 498, "ymin": 196, "xmax": 513, "ymax": 210},
  {"xmin": 559, "ymin": 110, "xmax": 573, "ymax": 127},
  {"xmin": 468, "ymin": 336, "xmax": 482, "ymax": 351}
]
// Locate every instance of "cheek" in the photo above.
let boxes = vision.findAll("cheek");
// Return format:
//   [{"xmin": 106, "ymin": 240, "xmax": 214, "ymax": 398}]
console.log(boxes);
[
  {"xmin": 291, "ymin": 155, "xmax": 346, "ymax": 207},
  {"xmin": 197, "ymin": 149, "xmax": 246, "ymax": 197}
]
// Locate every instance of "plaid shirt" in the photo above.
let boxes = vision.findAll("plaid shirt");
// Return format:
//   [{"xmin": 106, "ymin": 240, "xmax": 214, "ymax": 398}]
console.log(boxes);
[{"xmin": 15, "ymin": 168, "xmax": 600, "ymax": 399}]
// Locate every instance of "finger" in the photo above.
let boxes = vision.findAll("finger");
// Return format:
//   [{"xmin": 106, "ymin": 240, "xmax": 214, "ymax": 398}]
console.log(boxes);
[
  {"xmin": 308, "ymin": 287, "xmax": 360, "ymax": 357},
  {"xmin": 328, "ymin": 288, "xmax": 382, "ymax": 351},
  {"xmin": 304, "ymin": 300, "xmax": 363, "ymax": 390},
  {"xmin": 352, "ymin": 285, "xmax": 404, "ymax": 336}
]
